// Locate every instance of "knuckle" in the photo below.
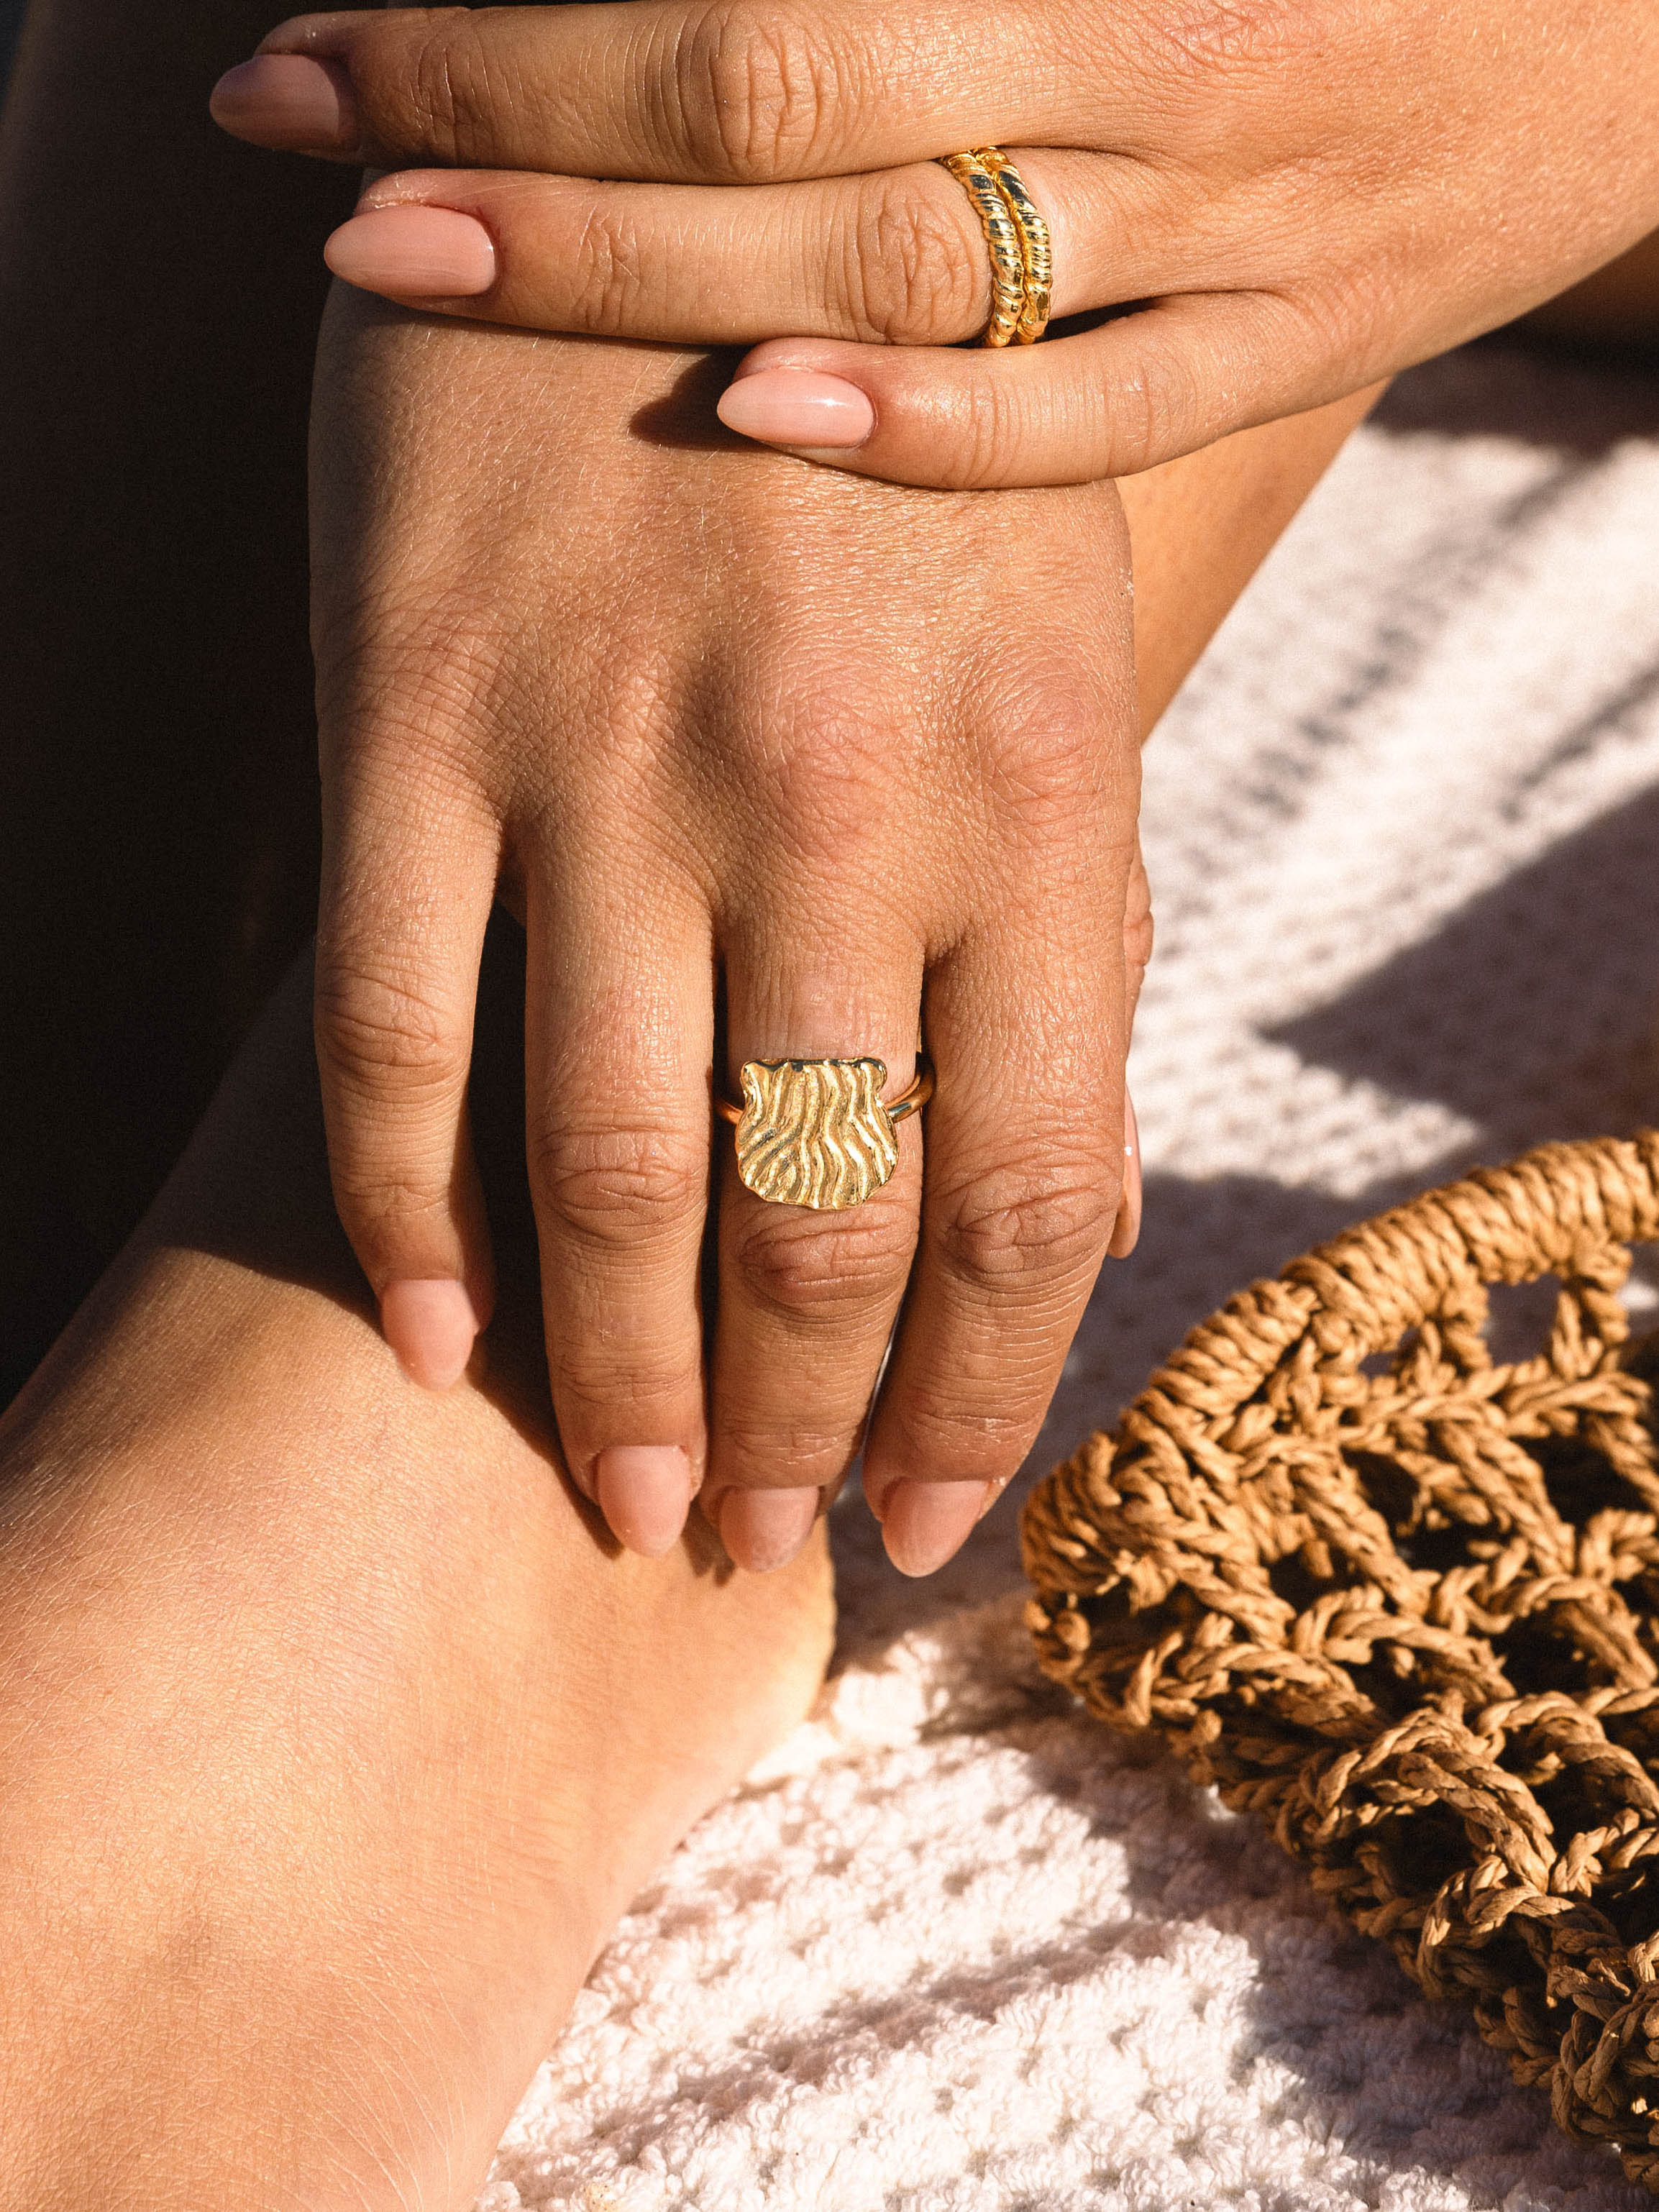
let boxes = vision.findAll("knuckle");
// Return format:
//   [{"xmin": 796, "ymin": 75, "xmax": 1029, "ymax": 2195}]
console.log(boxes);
[
  {"xmin": 530, "ymin": 1118, "xmax": 707, "ymax": 1255},
  {"xmin": 314, "ymin": 958, "xmax": 467, "ymax": 1100},
  {"xmin": 933, "ymin": 1154, "xmax": 1118, "ymax": 1291},
  {"xmin": 770, "ymin": 729, "xmax": 887, "ymax": 861},
  {"xmin": 718, "ymin": 1420, "xmax": 861, "ymax": 1471},
  {"xmin": 1153, "ymin": 0, "xmax": 1314, "ymax": 84},
  {"xmin": 943, "ymin": 376, "xmax": 1024, "ymax": 491},
  {"xmin": 1277, "ymin": 260, "xmax": 1396, "ymax": 375},
  {"xmin": 730, "ymin": 1197, "xmax": 915, "ymax": 1324},
  {"xmin": 554, "ymin": 1358, "xmax": 693, "ymax": 1433},
  {"xmin": 570, "ymin": 203, "xmax": 658, "ymax": 339},
  {"xmin": 399, "ymin": 12, "xmax": 519, "ymax": 164},
  {"xmin": 847, "ymin": 173, "xmax": 985, "ymax": 344},
  {"xmin": 1107, "ymin": 342, "xmax": 1204, "ymax": 475},
  {"xmin": 329, "ymin": 1160, "xmax": 455, "ymax": 1240},
  {"xmin": 892, "ymin": 1389, "xmax": 1039, "ymax": 1472},
  {"xmin": 974, "ymin": 677, "xmax": 1116, "ymax": 838},
  {"xmin": 317, "ymin": 598, "xmax": 508, "ymax": 777},
  {"xmin": 733, "ymin": 685, "xmax": 894, "ymax": 868},
  {"xmin": 1123, "ymin": 892, "xmax": 1156, "ymax": 978},
  {"xmin": 675, "ymin": 1, "xmax": 844, "ymax": 180}
]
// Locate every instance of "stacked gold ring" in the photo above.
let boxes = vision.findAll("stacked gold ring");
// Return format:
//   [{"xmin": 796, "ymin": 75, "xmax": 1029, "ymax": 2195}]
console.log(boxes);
[{"xmin": 938, "ymin": 147, "xmax": 1053, "ymax": 347}]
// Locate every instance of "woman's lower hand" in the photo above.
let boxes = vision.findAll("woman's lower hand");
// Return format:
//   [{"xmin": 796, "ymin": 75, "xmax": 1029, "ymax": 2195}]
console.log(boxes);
[
  {"xmin": 216, "ymin": 0, "xmax": 1659, "ymax": 487},
  {"xmin": 309, "ymin": 291, "xmax": 1145, "ymax": 1575}
]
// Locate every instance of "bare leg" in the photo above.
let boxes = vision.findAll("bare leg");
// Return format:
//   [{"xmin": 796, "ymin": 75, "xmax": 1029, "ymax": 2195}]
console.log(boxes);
[
  {"xmin": 0, "ymin": 944, "xmax": 837, "ymax": 2208},
  {"xmin": 1120, "ymin": 393, "xmax": 1385, "ymax": 733}
]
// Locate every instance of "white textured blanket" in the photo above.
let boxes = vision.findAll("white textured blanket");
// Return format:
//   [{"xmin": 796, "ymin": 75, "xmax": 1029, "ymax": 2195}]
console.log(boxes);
[{"xmin": 480, "ymin": 342, "xmax": 1659, "ymax": 2211}]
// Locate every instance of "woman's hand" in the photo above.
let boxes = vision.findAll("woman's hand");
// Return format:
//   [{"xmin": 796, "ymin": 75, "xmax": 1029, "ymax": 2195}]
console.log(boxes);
[
  {"xmin": 308, "ymin": 289, "xmax": 1143, "ymax": 1576},
  {"xmin": 215, "ymin": 0, "xmax": 1659, "ymax": 486}
]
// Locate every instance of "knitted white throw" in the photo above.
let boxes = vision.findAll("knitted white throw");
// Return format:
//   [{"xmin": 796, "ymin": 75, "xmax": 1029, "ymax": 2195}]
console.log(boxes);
[{"xmin": 479, "ymin": 343, "xmax": 1659, "ymax": 2212}]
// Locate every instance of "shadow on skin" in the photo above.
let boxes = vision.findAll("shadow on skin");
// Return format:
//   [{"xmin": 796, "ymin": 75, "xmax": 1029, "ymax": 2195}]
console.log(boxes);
[
  {"xmin": 629, "ymin": 342, "xmax": 752, "ymax": 451},
  {"xmin": 6, "ymin": 918, "xmax": 739, "ymax": 1587}
]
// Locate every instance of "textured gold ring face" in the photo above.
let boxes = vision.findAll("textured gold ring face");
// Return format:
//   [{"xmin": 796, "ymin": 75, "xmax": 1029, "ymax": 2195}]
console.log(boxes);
[{"xmin": 733, "ymin": 1059, "xmax": 901, "ymax": 1210}]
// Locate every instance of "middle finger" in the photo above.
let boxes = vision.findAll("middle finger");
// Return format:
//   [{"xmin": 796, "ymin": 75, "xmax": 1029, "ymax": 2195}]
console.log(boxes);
[{"xmin": 238, "ymin": 0, "xmax": 1147, "ymax": 183}]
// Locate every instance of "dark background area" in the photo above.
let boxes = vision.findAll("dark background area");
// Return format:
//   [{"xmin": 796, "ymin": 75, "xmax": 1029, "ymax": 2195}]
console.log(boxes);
[{"xmin": 1, "ymin": 1, "xmax": 23, "ymax": 79}]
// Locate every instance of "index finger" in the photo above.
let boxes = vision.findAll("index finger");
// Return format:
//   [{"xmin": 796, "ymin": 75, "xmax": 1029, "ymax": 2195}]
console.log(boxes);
[{"xmin": 219, "ymin": 0, "xmax": 1140, "ymax": 182}]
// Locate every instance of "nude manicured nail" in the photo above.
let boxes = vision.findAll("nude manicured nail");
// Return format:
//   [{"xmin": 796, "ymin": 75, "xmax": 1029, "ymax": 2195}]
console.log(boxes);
[
  {"xmin": 594, "ymin": 1446, "xmax": 695, "ymax": 1558},
  {"xmin": 1108, "ymin": 1089, "xmax": 1143, "ymax": 1259},
  {"xmin": 324, "ymin": 207, "xmax": 496, "ymax": 299},
  {"xmin": 380, "ymin": 1279, "xmax": 480, "ymax": 1391},
  {"xmin": 716, "ymin": 370, "xmax": 874, "ymax": 450},
  {"xmin": 209, "ymin": 55, "xmax": 358, "ymax": 152},
  {"xmin": 716, "ymin": 1486, "xmax": 821, "ymax": 1573},
  {"xmin": 881, "ymin": 1480, "xmax": 990, "ymax": 1577}
]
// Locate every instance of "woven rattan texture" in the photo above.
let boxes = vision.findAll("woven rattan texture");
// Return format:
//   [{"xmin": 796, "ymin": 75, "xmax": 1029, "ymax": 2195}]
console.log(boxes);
[{"xmin": 1023, "ymin": 1130, "xmax": 1659, "ymax": 2187}]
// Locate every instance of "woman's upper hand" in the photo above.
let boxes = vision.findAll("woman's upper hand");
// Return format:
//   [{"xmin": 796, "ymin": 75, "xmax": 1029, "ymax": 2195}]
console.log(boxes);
[
  {"xmin": 213, "ymin": 0, "xmax": 1659, "ymax": 486},
  {"xmin": 307, "ymin": 288, "xmax": 1145, "ymax": 1578}
]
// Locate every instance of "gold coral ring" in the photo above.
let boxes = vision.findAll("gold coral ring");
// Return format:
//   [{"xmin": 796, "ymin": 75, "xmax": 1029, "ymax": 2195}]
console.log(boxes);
[
  {"xmin": 716, "ymin": 1057, "xmax": 935, "ymax": 1211},
  {"xmin": 938, "ymin": 147, "xmax": 1054, "ymax": 347}
]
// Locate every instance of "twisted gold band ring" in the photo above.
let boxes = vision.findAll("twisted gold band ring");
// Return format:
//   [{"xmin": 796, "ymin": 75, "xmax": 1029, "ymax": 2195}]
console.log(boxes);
[{"xmin": 938, "ymin": 147, "xmax": 1053, "ymax": 347}]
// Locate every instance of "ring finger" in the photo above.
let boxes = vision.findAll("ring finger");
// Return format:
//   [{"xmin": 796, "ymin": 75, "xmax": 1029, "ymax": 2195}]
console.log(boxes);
[
  {"xmin": 867, "ymin": 877, "xmax": 1130, "ymax": 1577},
  {"xmin": 707, "ymin": 906, "xmax": 927, "ymax": 1573},
  {"xmin": 320, "ymin": 149, "xmax": 1204, "ymax": 347}
]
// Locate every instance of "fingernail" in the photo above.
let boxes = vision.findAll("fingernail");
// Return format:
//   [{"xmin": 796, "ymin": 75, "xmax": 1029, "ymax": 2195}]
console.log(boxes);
[
  {"xmin": 716, "ymin": 1486, "xmax": 822, "ymax": 1573},
  {"xmin": 380, "ymin": 1279, "xmax": 480, "ymax": 1391},
  {"xmin": 324, "ymin": 206, "xmax": 496, "ymax": 299},
  {"xmin": 881, "ymin": 1480, "xmax": 990, "ymax": 1577},
  {"xmin": 209, "ymin": 55, "xmax": 358, "ymax": 152},
  {"xmin": 717, "ymin": 370, "xmax": 874, "ymax": 450},
  {"xmin": 1108, "ymin": 1089, "xmax": 1143, "ymax": 1258},
  {"xmin": 594, "ymin": 1445, "xmax": 695, "ymax": 1558}
]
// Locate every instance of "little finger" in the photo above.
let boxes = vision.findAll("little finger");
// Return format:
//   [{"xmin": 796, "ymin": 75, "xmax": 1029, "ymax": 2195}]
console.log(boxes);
[
  {"xmin": 867, "ymin": 895, "xmax": 1131, "ymax": 1575},
  {"xmin": 718, "ymin": 293, "xmax": 1368, "ymax": 487}
]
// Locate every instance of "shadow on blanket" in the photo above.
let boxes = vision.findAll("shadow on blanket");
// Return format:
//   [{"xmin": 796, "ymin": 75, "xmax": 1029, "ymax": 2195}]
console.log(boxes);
[{"xmin": 833, "ymin": 755, "xmax": 1659, "ymax": 1672}]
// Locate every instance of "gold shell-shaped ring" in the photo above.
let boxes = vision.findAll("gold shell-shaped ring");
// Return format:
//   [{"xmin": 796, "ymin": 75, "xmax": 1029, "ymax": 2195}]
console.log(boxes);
[
  {"xmin": 938, "ymin": 147, "xmax": 1053, "ymax": 347},
  {"xmin": 716, "ymin": 1057, "xmax": 934, "ymax": 1210}
]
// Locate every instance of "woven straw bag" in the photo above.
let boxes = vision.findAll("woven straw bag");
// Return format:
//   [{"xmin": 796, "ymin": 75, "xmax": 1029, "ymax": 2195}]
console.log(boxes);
[{"xmin": 1023, "ymin": 1130, "xmax": 1659, "ymax": 2188}]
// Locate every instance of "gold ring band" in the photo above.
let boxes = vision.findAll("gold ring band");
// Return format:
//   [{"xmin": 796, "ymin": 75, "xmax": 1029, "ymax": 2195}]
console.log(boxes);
[
  {"xmin": 717, "ymin": 1056, "xmax": 935, "ymax": 1211},
  {"xmin": 938, "ymin": 147, "xmax": 1053, "ymax": 347},
  {"xmin": 938, "ymin": 150, "xmax": 1027, "ymax": 349},
  {"xmin": 979, "ymin": 149, "xmax": 1052, "ymax": 344}
]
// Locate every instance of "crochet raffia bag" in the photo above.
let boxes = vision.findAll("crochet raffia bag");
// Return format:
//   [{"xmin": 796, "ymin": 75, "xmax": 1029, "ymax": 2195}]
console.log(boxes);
[{"xmin": 1023, "ymin": 1130, "xmax": 1659, "ymax": 2188}]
